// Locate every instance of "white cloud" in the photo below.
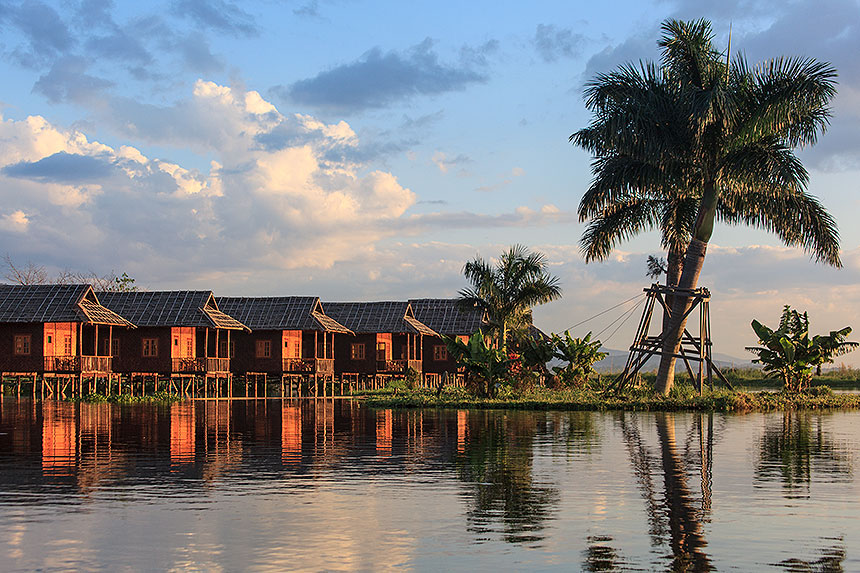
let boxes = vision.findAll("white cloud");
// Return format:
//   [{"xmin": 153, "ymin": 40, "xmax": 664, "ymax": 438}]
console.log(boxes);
[
  {"xmin": 0, "ymin": 210, "xmax": 29, "ymax": 233},
  {"xmin": 4, "ymin": 82, "xmax": 588, "ymax": 284}
]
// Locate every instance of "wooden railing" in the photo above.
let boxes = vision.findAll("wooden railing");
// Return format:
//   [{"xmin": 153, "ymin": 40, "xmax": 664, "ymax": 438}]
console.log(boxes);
[
  {"xmin": 81, "ymin": 356, "xmax": 112, "ymax": 373},
  {"xmin": 172, "ymin": 358, "xmax": 204, "ymax": 373},
  {"xmin": 206, "ymin": 357, "xmax": 230, "ymax": 373},
  {"xmin": 283, "ymin": 358, "xmax": 334, "ymax": 374},
  {"xmin": 44, "ymin": 356, "xmax": 112, "ymax": 373},
  {"xmin": 377, "ymin": 359, "xmax": 423, "ymax": 374}
]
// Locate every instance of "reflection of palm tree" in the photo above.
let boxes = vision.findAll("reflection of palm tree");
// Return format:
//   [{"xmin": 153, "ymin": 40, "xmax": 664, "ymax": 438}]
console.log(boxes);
[
  {"xmin": 454, "ymin": 411, "xmax": 560, "ymax": 544},
  {"xmin": 616, "ymin": 412, "xmax": 713, "ymax": 569},
  {"xmin": 756, "ymin": 412, "xmax": 852, "ymax": 497},
  {"xmin": 655, "ymin": 412, "xmax": 712, "ymax": 571}
]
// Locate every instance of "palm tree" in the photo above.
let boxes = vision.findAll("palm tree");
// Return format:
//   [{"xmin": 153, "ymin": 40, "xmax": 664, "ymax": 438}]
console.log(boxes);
[
  {"xmin": 458, "ymin": 245, "xmax": 562, "ymax": 353},
  {"xmin": 572, "ymin": 18, "xmax": 840, "ymax": 394}
]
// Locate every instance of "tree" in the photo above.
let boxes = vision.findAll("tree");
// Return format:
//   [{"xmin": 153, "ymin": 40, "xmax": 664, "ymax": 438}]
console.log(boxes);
[
  {"xmin": 746, "ymin": 306, "xmax": 857, "ymax": 392},
  {"xmin": 572, "ymin": 18, "xmax": 840, "ymax": 394},
  {"xmin": 458, "ymin": 245, "xmax": 562, "ymax": 353},
  {"xmin": 3, "ymin": 254, "xmax": 138, "ymax": 291}
]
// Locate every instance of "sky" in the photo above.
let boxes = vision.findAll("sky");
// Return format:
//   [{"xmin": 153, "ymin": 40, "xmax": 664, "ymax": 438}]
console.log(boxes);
[{"xmin": 1, "ymin": 0, "xmax": 859, "ymax": 365}]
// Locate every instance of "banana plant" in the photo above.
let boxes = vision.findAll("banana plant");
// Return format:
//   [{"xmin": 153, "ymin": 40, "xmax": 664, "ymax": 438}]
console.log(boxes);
[
  {"xmin": 444, "ymin": 331, "xmax": 512, "ymax": 398},
  {"xmin": 514, "ymin": 335, "xmax": 556, "ymax": 384},
  {"xmin": 746, "ymin": 306, "xmax": 858, "ymax": 392},
  {"xmin": 551, "ymin": 330, "xmax": 607, "ymax": 387}
]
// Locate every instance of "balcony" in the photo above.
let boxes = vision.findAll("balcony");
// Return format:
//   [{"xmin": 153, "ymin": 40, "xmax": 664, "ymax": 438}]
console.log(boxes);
[
  {"xmin": 206, "ymin": 357, "xmax": 230, "ymax": 373},
  {"xmin": 283, "ymin": 358, "xmax": 334, "ymax": 374},
  {"xmin": 172, "ymin": 357, "xmax": 204, "ymax": 373},
  {"xmin": 44, "ymin": 356, "xmax": 112, "ymax": 373},
  {"xmin": 377, "ymin": 359, "xmax": 422, "ymax": 374}
]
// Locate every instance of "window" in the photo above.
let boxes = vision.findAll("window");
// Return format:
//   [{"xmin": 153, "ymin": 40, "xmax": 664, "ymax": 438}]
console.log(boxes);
[
  {"xmin": 174, "ymin": 337, "xmax": 179, "ymax": 346},
  {"xmin": 64, "ymin": 336, "xmax": 72, "ymax": 355},
  {"xmin": 256, "ymin": 339, "xmax": 272, "ymax": 358},
  {"xmin": 47, "ymin": 335, "xmax": 52, "ymax": 344},
  {"xmin": 111, "ymin": 338, "xmax": 120, "ymax": 357},
  {"xmin": 14, "ymin": 335, "xmax": 31, "ymax": 355},
  {"xmin": 187, "ymin": 339, "xmax": 193, "ymax": 356},
  {"xmin": 219, "ymin": 339, "xmax": 229, "ymax": 358},
  {"xmin": 102, "ymin": 338, "xmax": 111, "ymax": 355},
  {"xmin": 376, "ymin": 342, "xmax": 387, "ymax": 361},
  {"xmin": 350, "ymin": 343, "xmax": 365, "ymax": 360},
  {"xmin": 142, "ymin": 338, "xmax": 158, "ymax": 357},
  {"xmin": 433, "ymin": 345, "xmax": 448, "ymax": 361},
  {"xmin": 229, "ymin": 340, "xmax": 235, "ymax": 358}
]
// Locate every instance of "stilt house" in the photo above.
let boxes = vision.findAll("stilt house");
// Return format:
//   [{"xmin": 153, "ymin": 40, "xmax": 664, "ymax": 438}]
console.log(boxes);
[
  {"xmin": 215, "ymin": 296, "xmax": 352, "ymax": 381},
  {"xmin": 323, "ymin": 302, "xmax": 437, "ymax": 380},
  {"xmin": 97, "ymin": 291, "xmax": 248, "ymax": 379},
  {"xmin": 0, "ymin": 284, "xmax": 135, "ymax": 379},
  {"xmin": 409, "ymin": 298, "xmax": 485, "ymax": 380}
]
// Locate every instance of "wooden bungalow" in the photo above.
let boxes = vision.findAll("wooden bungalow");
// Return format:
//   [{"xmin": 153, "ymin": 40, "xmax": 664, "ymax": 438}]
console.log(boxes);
[
  {"xmin": 323, "ymin": 301, "xmax": 437, "ymax": 386},
  {"xmin": 96, "ymin": 291, "xmax": 249, "ymax": 389},
  {"xmin": 216, "ymin": 296, "xmax": 352, "ymax": 395},
  {"xmin": 0, "ymin": 284, "xmax": 135, "ymax": 395},
  {"xmin": 409, "ymin": 298, "xmax": 486, "ymax": 384}
]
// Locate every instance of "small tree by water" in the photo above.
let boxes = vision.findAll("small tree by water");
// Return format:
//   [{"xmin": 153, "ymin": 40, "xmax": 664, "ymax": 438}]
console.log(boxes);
[{"xmin": 746, "ymin": 306, "xmax": 858, "ymax": 392}]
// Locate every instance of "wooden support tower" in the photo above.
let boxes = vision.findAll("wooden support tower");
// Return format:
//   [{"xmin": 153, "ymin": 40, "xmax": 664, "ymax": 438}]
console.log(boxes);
[{"xmin": 613, "ymin": 284, "xmax": 732, "ymax": 393}]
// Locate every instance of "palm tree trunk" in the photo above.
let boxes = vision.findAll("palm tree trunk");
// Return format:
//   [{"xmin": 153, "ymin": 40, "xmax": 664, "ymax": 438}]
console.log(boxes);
[
  {"xmin": 662, "ymin": 246, "xmax": 684, "ymax": 333},
  {"xmin": 655, "ymin": 239, "xmax": 709, "ymax": 394},
  {"xmin": 655, "ymin": 179, "xmax": 717, "ymax": 395}
]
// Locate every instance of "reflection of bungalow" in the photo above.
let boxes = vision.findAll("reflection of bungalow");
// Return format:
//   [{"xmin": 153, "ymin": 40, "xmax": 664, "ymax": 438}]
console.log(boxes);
[
  {"xmin": 409, "ymin": 298, "xmax": 485, "ymax": 383},
  {"xmin": 0, "ymin": 284, "xmax": 135, "ymax": 390},
  {"xmin": 97, "ymin": 291, "xmax": 248, "ymax": 383},
  {"xmin": 324, "ymin": 302, "xmax": 437, "ymax": 384},
  {"xmin": 216, "ymin": 296, "xmax": 352, "ymax": 391}
]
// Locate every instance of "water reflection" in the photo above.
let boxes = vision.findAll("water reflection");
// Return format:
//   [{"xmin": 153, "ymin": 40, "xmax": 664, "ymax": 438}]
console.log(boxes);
[
  {"xmin": 0, "ymin": 400, "xmax": 858, "ymax": 570},
  {"xmin": 453, "ymin": 410, "xmax": 559, "ymax": 545},
  {"xmin": 756, "ymin": 411, "xmax": 853, "ymax": 497},
  {"xmin": 616, "ymin": 412, "xmax": 714, "ymax": 570}
]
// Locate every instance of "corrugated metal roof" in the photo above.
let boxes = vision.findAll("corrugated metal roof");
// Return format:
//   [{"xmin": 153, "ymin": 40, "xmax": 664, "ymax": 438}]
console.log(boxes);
[
  {"xmin": 217, "ymin": 296, "xmax": 352, "ymax": 333},
  {"xmin": 0, "ymin": 284, "xmax": 134, "ymax": 326},
  {"xmin": 409, "ymin": 298, "xmax": 485, "ymax": 336},
  {"xmin": 97, "ymin": 291, "xmax": 248, "ymax": 330},
  {"xmin": 324, "ymin": 301, "xmax": 437, "ymax": 336}
]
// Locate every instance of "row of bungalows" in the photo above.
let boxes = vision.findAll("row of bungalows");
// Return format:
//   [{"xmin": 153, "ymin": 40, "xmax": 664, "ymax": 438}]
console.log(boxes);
[
  {"xmin": 215, "ymin": 297, "xmax": 352, "ymax": 393},
  {"xmin": 1, "ymin": 285, "xmax": 486, "ymax": 394},
  {"xmin": 95, "ymin": 291, "xmax": 249, "ymax": 385},
  {"xmin": 323, "ymin": 301, "xmax": 438, "ymax": 385},
  {"xmin": 0, "ymin": 285, "xmax": 134, "ymax": 389}
]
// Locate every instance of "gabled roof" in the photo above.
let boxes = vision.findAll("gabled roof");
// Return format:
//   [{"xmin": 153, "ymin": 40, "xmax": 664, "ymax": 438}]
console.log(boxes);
[
  {"xmin": 409, "ymin": 298, "xmax": 485, "ymax": 336},
  {"xmin": 324, "ymin": 301, "xmax": 438, "ymax": 336},
  {"xmin": 216, "ymin": 296, "xmax": 352, "ymax": 334},
  {"xmin": 97, "ymin": 291, "xmax": 249, "ymax": 330},
  {"xmin": 0, "ymin": 284, "xmax": 135, "ymax": 327}
]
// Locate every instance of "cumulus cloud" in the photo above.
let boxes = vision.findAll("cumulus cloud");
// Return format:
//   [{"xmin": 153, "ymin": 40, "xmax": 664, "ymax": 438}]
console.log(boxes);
[
  {"xmin": 0, "ymin": 210, "xmax": 30, "ymax": 233},
  {"xmin": 1, "ymin": 84, "xmax": 572, "ymax": 285},
  {"xmin": 277, "ymin": 38, "xmax": 489, "ymax": 113}
]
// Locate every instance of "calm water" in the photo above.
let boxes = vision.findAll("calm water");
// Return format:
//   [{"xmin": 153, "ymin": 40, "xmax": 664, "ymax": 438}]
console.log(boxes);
[{"xmin": 0, "ymin": 399, "xmax": 858, "ymax": 571}]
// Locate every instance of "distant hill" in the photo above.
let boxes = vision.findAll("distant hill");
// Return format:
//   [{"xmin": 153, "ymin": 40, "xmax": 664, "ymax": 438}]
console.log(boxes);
[{"xmin": 593, "ymin": 348, "xmax": 757, "ymax": 373}]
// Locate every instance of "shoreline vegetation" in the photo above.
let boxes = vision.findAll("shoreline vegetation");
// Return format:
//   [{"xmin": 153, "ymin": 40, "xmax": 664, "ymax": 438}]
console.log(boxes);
[{"xmin": 358, "ymin": 382, "xmax": 860, "ymax": 413}]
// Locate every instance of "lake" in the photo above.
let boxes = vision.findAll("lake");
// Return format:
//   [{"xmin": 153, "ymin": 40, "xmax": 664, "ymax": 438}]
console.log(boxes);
[{"xmin": 1, "ymin": 398, "xmax": 858, "ymax": 571}]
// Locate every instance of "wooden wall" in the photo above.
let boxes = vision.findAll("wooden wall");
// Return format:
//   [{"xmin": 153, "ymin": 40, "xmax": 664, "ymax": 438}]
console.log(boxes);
[{"xmin": 0, "ymin": 323, "xmax": 44, "ymax": 372}]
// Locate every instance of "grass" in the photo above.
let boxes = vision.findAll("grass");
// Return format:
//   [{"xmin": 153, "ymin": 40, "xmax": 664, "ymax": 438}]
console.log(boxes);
[{"xmin": 359, "ymin": 381, "xmax": 860, "ymax": 412}]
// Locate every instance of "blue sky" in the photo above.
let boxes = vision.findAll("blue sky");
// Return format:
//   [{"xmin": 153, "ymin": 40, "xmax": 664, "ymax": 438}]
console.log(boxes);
[{"xmin": 1, "ymin": 0, "xmax": 859, "ymax": 364}]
